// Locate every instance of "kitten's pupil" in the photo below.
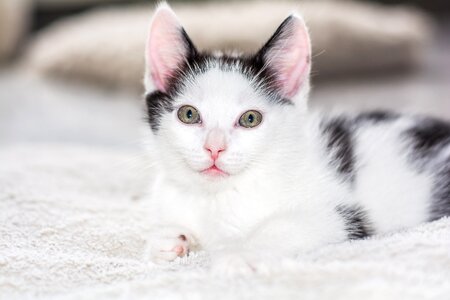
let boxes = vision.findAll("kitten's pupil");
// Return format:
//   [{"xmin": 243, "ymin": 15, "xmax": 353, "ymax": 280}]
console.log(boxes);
[
  {"xmin": 187, "ymin": 109, "xmax": 192, "ymax": 119},
  {"xmin": 248, "ymin": 114, "xmax": 254, "ymax": 123}
]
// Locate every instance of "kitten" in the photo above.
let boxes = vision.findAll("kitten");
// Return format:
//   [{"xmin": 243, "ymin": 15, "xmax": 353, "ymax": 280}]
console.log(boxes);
[{"xmin": 143, "ymin": 3, "xmax": 450, "ymax": 274}]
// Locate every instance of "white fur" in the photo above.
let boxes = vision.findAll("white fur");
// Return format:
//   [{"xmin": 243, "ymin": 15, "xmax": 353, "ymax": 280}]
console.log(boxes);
[
  {"xmin": 352, "ymin": 119, "xmax": 431, "ymax": 233},
  {"xmin": 143, "ymin": 5, "xmax": 435, "ymax": 274}
]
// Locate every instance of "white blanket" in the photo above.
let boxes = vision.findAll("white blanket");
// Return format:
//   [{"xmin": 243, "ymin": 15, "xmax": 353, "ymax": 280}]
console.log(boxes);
[{"xmin": 1, "ymin": 144, "xmax": 449, "ymax": 300}]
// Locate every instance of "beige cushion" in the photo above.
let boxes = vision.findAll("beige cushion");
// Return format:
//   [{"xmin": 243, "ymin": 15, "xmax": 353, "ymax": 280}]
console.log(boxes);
[
  {"xmin": 0, "ymin": 0, "xmax": 31, "ymax": 62},
  {"xmin": 24, "ymin": 0, "xmax": 433, "ymax": 93},
  {"xmin": 36, "ymin": 0, "xmax": 129, "ymax": 9}
]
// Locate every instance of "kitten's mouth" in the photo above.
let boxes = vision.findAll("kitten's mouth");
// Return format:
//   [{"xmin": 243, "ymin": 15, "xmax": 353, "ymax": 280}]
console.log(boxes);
[{"xmin": 201, "ymin": 165, "xmax": 229, "ymax": 177}]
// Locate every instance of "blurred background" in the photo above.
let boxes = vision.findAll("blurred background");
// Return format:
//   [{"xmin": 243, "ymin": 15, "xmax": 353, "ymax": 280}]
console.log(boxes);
[{"xmin": 0, "ymin": 0, "xmax": 449, "ymax": 150}]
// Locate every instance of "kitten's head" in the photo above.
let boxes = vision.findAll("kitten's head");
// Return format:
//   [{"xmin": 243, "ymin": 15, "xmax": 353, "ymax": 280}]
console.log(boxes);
[{"xmin": 144, "ymin": 3, "xmax": 311, "ymax": 185}]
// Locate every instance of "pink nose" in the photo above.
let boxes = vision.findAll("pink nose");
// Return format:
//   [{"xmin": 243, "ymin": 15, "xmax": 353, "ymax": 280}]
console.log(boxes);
[
  {"xmin": 205, "ymin": 145, "xmax": 225, "ymax": 160},
  {"xmin": 204, "ymin": 128, "xmax": 227, "ymax": 160}
]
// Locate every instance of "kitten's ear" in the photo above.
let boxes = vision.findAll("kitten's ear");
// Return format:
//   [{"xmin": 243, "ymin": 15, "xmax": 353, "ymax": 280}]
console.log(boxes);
[
  {"xmin": 256, "ymin": 14, "xmax": 311, "ymax": 99},
  {"xmin": 145, "ymin": 3, "xmax": 197, "ymax": 92}
]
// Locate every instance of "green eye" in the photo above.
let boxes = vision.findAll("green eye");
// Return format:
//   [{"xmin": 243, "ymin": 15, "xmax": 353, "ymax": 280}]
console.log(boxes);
[
  {"xmin": 177, "ymin": 105, "xmax": 201, "ymax": 124},
  {"xmin": 239, "ymin": 110, "xmax": 263, "ymax": 128}
]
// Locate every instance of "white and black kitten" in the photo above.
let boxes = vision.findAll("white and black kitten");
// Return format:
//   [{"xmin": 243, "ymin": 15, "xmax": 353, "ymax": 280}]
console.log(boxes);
[{"xmin": 143, "ymin": 3, "xmax": 450, "ymax": 273}]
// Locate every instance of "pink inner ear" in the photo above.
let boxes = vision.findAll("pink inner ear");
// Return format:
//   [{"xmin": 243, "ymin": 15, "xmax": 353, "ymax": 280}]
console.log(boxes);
[
  {"xmin": 147, "ymin": 7, "xmax": 188, "ymax": 92},
  {"xmin": 267, "ymin": 19, "xmax": 311, "ymax": 98}
]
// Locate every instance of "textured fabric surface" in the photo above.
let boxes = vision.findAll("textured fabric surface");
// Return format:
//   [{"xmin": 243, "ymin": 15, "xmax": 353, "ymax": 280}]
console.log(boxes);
[
  {"xmin": 1, "ymin": 144, "xmax": 449, "ymax": 299},
  {"xmin": 24, "ymin": 0, "xmax": 432, "ymax": 93}
]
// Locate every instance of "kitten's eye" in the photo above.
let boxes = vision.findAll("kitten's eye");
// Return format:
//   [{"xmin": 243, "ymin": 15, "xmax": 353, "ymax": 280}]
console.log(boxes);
[
  {"xmin": 239, "ymin": 110, "xmax": 263, "ymax": 128},
  {"xmin": 177, "ymin": 105, "xmax": 201, "ymax": 124}
]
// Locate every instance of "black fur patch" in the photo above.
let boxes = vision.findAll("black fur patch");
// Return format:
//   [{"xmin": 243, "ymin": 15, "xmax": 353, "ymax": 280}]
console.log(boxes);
[
  {"xmin": 145, "ymin": 91, "xmax": 174, "ymax": 131},
  {"xmin": 355, "ymin": 111, "xmax": 399, "ymax": 124},
  {"xmin": 405, "ymin": 118, "xmax": 450, "ymax": 160},
  {"xmin": 404, "ymin": 118, "xmax": 450, "ymax": 221},
  {"xmin": 337, "ymin": 204, "xmax": 373, "ymax": 239},
  {"xmin": 321, "ymin": 118, "xmax": 355, "ymax": 182}
]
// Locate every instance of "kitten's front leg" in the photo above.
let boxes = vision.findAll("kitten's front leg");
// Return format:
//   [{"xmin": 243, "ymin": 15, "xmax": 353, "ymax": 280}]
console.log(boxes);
[{"xmin": 146, "ymin": 225, "xmax": 198, "ymax": 264}]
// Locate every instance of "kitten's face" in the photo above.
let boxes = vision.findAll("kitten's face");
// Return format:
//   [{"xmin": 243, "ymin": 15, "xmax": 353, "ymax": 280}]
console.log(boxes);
[
  {"xmin": 158, "ymin": 67, "xmax": 279, "ymax": 178},
  {"xmin": 144, "ymin": 3, "xmax": 311, "ymax": 182}
]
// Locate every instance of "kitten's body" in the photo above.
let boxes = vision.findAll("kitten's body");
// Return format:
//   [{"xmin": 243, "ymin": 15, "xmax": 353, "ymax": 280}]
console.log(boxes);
[{"xmin": 143, "ymin": 4, "xmax": 449, "ymax": 272}]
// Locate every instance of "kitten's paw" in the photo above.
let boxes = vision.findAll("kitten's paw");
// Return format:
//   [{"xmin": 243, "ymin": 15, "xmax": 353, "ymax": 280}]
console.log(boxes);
[{"xmin": 146, "ymin": 226, "xmax": 193, "ymax": 264}]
